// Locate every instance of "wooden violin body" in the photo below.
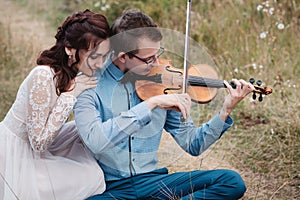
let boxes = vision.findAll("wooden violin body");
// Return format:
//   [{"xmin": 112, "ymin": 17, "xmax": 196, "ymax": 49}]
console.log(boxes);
[{"xmin": 130, "ymin": 58, "xmax": 272, "ymax": 103}]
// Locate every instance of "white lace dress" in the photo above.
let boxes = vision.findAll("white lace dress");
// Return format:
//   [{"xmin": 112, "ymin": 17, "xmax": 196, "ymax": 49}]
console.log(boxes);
[{"xmin": 0, "ymin": 65, "xmax": 105, "ymax": 200}]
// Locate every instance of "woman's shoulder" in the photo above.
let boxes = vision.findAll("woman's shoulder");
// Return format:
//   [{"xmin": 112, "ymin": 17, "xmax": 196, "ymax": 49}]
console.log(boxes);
[
  {"xmin": 31, "ymin": 65, "xmax": 53, "ymax": 73},
  {"xmin": 23, "ymin": 65, "xmax": 55, "ymax": 85},
  {"xmin": 28, "ymin": 65, "xmax": 54, "ymax": 77}
]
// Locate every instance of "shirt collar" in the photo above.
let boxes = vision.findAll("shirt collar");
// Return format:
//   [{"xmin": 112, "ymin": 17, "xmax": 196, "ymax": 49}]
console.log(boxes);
[{"xmin": 104, "ymin": 53, "xmax": 125, "ymax": 82}]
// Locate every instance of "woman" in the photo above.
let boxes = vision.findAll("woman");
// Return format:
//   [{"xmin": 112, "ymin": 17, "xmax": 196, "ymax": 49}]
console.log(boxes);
[{"xmin": 0, "ymin": 9, "xmax": 110, "ymax": 200}]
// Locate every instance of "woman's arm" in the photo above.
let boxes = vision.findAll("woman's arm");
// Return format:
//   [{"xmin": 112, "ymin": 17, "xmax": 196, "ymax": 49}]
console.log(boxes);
[{"xmin": 26, "ymin": 67, "xmax": 76, "ymax": 152}]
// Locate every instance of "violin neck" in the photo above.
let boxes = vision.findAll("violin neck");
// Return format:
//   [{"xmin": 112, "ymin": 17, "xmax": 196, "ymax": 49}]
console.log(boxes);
[
  {"xmin": 121, "ymin": 72, "xmax": 162, "ymax": 84},
  {"xmin": 188, "ymin": 75, "xmax": 228, "ymax": 88},
  {"xmin": 125, "ymin": 73, "xmax": 236, "ymax": 89}
]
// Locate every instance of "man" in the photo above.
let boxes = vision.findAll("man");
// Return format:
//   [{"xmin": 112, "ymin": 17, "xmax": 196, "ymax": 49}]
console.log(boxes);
[{"xmin": 74, "ymin": 9, "xmax": 254, "ymax": 199}]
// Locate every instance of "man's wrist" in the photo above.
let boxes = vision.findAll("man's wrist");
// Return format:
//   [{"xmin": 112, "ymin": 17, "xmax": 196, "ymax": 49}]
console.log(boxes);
[
  {"xmin": 219, "ymin": 107, "xmax": 232, "ymax": 121},
  {"xmin": 145, "ymin": 97, "xmax": 157, "ymax": 110}
]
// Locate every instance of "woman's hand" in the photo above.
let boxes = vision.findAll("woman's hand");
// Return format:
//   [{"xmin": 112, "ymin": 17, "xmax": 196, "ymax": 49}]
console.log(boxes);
[
  {"xmin": 219, "ymin": 79, "xmax": 255, "ymax": 121},
  {"xmin": 66, "ymin": 74, "xmax": 98, "ymax": 97},
  {"xmin": 145, "ymin": 93, "xmax": 192, "ymax": 120}
]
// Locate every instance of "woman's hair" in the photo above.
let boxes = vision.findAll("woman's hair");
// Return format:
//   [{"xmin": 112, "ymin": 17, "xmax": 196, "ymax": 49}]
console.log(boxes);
[
  {"xmin": 37, "ymin": 9, "xmax": 110, "ymax": 95},
  {"xmin": 110, "ymin": 9, "xmax": 162, "ymax": 56}
]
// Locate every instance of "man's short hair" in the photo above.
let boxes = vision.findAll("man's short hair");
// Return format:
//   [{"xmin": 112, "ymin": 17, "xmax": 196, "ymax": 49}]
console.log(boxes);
[{"xmin": 110, "ymin": 9, "xmax": 163, "ymax": 55}]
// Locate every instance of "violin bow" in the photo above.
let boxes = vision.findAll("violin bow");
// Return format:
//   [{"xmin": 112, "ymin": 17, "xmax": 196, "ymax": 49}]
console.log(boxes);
[{"xmin": 182, "ymin": 0, "xmax": 192, "ymax": 93}]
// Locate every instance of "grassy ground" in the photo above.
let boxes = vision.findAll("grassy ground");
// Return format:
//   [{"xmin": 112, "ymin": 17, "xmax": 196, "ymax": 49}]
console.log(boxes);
[{"xmin": 0, "ymin": 0, "xmax": 299, "ymax": 199}]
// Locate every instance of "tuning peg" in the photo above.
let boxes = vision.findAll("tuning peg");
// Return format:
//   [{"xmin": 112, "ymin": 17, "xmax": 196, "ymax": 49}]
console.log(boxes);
[
  {"xmin": 229, "ymin": 81, "xmax": 236, "ymax": 89},
  {"xmin": 252, "ymin": 92, "xmax": 257, "ymax": 100},
  {"xmin": 258, "ymin": 93, "xmax": 263, "ymax": 102},
  {"xmin": 249, "ymin": 78, "xmax": 257, "ymax": 100},
  {"xmin": 249, "ymin": 78, "xmax": 255, "ymax": 84},
  {"xmin": 256, "ymin": 80, "xmax": 262, "ymax": 86}
]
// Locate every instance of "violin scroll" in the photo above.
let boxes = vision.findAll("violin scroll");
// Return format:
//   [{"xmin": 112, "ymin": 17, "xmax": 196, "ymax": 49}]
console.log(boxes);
[{"xmin": 248, "ymin": 78, "xmax": 273, "ymax": 102}]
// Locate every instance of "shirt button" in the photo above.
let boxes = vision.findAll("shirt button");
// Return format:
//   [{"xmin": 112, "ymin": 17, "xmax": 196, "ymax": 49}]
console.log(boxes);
[
  {"xmin": 132, "ymin": 158, "xmax": 135, "ymax": 161},
  {"xmin": 131, "ymin": 136, "xmax": 134, "ymax": 140}
]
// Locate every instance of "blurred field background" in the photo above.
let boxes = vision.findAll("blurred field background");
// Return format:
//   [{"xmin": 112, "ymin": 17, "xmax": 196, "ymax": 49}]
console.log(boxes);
[{"xmin": 0, "ymin": 0, "xmax": 299, "ymax": 199}]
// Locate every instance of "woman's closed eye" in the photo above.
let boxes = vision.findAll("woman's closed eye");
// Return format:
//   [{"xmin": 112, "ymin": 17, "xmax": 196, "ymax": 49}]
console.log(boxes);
[
  {"xmin": 89, "ymin": 53, "xmax": 102, "ymax": 60},
  {"xmin": 89, "ymin": 51, "xmax": 110, "ymax": 60}
]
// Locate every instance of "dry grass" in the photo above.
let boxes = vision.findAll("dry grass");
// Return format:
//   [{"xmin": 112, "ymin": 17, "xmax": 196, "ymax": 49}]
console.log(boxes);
[{"xmin": 0, "ymin": 0, "xmax": 54, "ymax": 118}]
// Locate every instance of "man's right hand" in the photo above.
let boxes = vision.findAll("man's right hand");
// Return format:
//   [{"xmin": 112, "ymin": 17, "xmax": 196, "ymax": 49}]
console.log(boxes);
[{"xmin": 145, "ymin": 93, "xmax": 191, "ymax": 120}]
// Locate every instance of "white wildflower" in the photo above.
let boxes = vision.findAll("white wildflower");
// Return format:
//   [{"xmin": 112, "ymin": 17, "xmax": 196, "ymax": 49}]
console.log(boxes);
[
  {"xmin": 257, "ymin": 4, "xmax": 263, "ymax": 11},
  {"xmin": 101, "ymin": 4, "xmax": 110, "ymax": 11},
  {"xmin": 277, "ymin": 23, "xmax": 285, "ymax": 30},
  {"xmin": 269, "ymin": 7, "xmax": 274, "ymax": 15},
  {"xmin": 234, "ymin": 68, "xmax": 239, "ymax": 73},
  {"xmin": 94, "ymin": 1, "xmax": 100, "ymax": 7},
  {"xmin": 253, "ymin": 63, "xmax": 257, "ymax": 70},
  {"xmin": 259, "ymin": 32, "xmax": 267, "ymax": 39},
  {"xmin": 259, "ymin": 65, "xmax": 264, "ymax": 69}
]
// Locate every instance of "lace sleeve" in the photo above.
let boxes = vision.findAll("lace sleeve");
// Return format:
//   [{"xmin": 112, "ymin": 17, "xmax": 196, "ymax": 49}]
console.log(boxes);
[{"xmin": 26, "ymin": 67, "xmax": 77, "ymax": 152}]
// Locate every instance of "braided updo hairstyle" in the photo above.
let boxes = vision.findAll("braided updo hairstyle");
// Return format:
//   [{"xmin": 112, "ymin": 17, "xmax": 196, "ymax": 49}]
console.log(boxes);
[{"xmin": 37, "ymin": 9, "xmax": 110, "ymax": 95}]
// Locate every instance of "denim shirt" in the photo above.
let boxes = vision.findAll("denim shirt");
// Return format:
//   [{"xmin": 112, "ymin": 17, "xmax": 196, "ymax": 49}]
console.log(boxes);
[{"xmin": 74, "ymin": 57, "xmax": 233, "ymax": 181}]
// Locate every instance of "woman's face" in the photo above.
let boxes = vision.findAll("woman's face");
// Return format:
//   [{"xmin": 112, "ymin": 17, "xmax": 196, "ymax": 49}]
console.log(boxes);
[{"xmin": 77, "ymin": 39, "xmax": 110, "ymax": 76}]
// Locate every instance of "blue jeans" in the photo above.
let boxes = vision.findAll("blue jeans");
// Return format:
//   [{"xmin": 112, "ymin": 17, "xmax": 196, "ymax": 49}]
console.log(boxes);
[{"xmin": 88, "ymin": 168, "xmax": 246, "ymax": 200}]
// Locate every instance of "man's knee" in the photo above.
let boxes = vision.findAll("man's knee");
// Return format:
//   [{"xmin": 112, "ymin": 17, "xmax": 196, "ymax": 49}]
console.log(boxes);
[{"xmin": 223, "ymin": 169, "xmax": 247, "ymax": 199}]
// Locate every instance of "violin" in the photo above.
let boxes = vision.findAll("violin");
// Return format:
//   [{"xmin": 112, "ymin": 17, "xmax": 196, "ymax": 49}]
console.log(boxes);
[{"xmin": 125, "ymin": 58, "xmax": 272, "ymax": 103}]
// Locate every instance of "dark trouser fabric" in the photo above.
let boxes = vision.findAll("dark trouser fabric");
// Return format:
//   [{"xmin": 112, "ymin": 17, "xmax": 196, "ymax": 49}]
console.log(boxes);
[{"xmin": 88, "ymin": 168, "xmax": 246, "ymax": 200}]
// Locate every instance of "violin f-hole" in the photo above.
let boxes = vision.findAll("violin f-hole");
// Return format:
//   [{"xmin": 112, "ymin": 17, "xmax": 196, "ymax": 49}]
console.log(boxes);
[
  {"xmin": 163, "ymin": 65, "xmax": 184, "ymax": 94},
  {"xmin": 163, "ymin": 85, "xmax": 182, "ymax": 94},
  {"xmin": 165, "ymin": 65, "xmax": 183, "ymax": 75}
]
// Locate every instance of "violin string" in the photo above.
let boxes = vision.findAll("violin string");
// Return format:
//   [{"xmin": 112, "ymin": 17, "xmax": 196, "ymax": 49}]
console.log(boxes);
[{"xmin": 188, "ymin": 76, "xmax": 224, "ymax": 88}]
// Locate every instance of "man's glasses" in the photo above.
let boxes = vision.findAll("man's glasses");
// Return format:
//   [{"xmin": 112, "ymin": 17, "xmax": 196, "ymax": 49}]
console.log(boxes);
[{"xmin": 126, "ymin": 47, "xmax": 164, "ymax": 65}]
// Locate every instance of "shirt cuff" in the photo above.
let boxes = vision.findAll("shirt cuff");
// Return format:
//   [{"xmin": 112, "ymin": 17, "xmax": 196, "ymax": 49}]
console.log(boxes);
[
  {"xmin": 209, "ymin": 114, "xmax": 234, "ymax": 135},
  {"xmin": 130, "ymin": 102, "xmax": 151, "ymax": 126}
]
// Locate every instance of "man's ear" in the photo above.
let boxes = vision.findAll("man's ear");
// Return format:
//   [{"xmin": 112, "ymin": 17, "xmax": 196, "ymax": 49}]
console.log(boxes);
[{"xmin": 117, "ymin": 52, "xmax": 127, "ymax": 63}]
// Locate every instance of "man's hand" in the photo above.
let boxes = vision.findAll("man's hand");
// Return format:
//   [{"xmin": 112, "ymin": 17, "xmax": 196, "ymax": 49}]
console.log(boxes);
[
  {"xmin": 219, "ymin": 79, "xmax": 255, "ymax": 121},
  {"xmin": 145, "ymin": 93, "xmax": 192, "ymax": 120}
]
